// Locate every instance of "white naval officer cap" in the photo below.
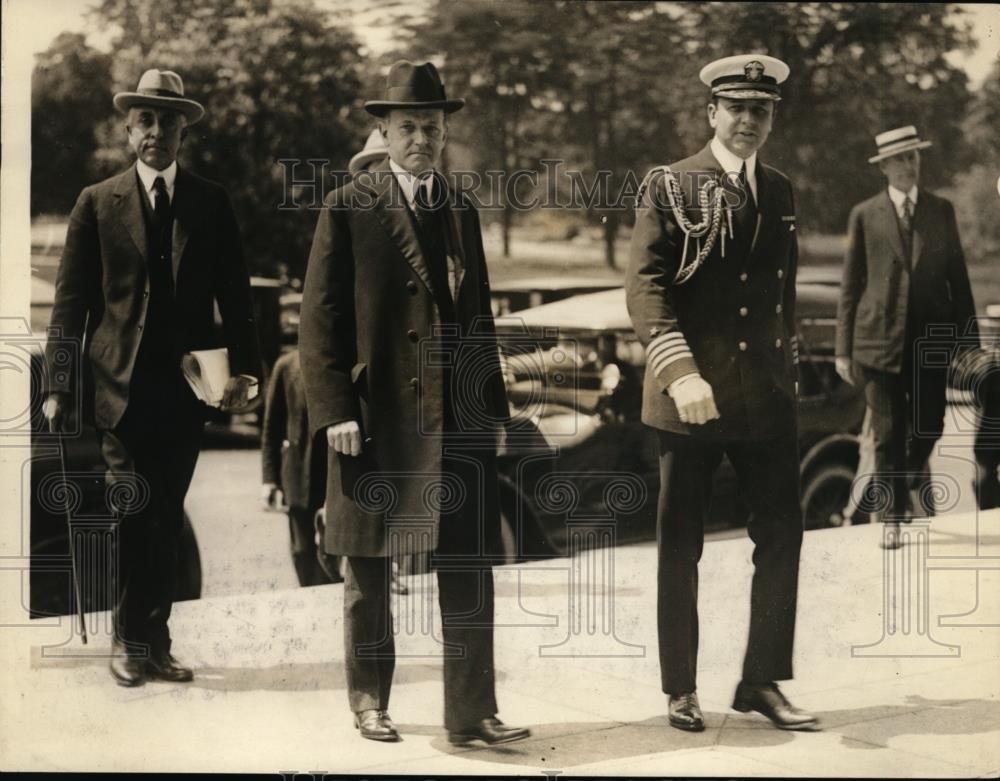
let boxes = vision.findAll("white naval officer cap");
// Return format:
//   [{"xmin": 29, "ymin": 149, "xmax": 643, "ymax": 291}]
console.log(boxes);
[{"xmin": 699, "ymin": 54, "xmax": 789, "ymax": 102}]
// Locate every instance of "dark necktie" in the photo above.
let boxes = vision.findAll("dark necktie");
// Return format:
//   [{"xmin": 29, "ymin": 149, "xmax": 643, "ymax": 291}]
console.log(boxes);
[
  {"xmin": 739, "ymin": 161, "xmax": 757, "ymax": 216},
  {"xmin": 900, "ymin": 195, "xmax": 915, "ymax": 263},
  {"xmin": 150, "ymin": 176, "xmax": 174, "ymax": 297},
  {"xmin": 153, "ymin": 176, "xmax": 170, "ymax": 230},
  {"xmin": 413, "ymin": 175, "xmax": 434, "ymax": 229},
  {"xmin": 901, "ymin": 196, "xmax": 914, "ymax": 235},
  {"xmin": 732, "ymin": 161, "xmax": 758, "ymax": 241}
]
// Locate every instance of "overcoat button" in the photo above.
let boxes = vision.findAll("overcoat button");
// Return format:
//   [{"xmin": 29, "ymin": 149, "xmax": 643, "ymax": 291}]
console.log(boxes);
[
  {"xmin": 738, "ymin": 341, "xmax": 748, "ymax": 352},
  {"xmin": 739, "ymin": 272, "xmax": 748, "ymax": 282},
  {"xmin": 776, "ymin": 304, "xmax": 783, "ymax": 314},
  {"xmin": 410, "ymin": 377, "xmax": 419, "ymax": 390},
  {"xmin": 406, "ymin": 280, "xmax": 418, "ymax": 293},
  {"xmin": 777, "ymin": 269, "xmax": 784, "ymax": 279},
  {"xmin": 775, "ymin": 338, "xmax": 783, "ymax": 348},
  {"xmin": 407, "ymin": 329, "xmax": 418, "ymax": 342},
  {"xmin": 739, "ymin": 306, "xmax": 748, "ymax": 317}
]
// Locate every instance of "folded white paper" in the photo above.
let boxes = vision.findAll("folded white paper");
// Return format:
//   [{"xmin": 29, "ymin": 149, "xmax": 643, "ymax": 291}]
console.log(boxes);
[{"xmin": 181, "ymin": 348, "xmax": 258, "ymax": 407}]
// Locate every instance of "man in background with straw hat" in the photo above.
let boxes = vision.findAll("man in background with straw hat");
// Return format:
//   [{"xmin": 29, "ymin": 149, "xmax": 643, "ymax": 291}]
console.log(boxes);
[
  {"xmin": 300, "ymin": 60, "xmax": 528, "ymax": 745},
  {"xmin": 627, "ymin": 53, "xmax": 819, "ymax": 733},
  {"xmin": 43, "ymin": 69, "xmax": 261, "ymax": 686},
  {"xmin": 836, "ymin": 126, "xmax": 978, "ymax": 549}
]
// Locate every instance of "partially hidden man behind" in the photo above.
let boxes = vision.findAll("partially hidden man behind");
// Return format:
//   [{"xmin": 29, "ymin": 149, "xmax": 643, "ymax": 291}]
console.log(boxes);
[
  {"xmin": 299, "ymin": 60, "xmax": 529, "ymax": 746},
  {"xmin": 835, "ymin": 126, "xmax": 978, "ymax": 549},
  {"xmin": 626, "ymin": 54, "xmax": 819, "ymax": 732},
  {"xmin": 43, "ymin": 70, "xmax": 262, "ymax": 686}
]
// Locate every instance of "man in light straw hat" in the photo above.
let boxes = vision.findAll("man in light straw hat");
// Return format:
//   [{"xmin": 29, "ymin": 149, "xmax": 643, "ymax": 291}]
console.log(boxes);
[
  {"xmin": 43, "ymin": 69, "xmax": 262, "ymax": 686},
  {"xmin": 836, "ymin": 126, "xmax": 978, "ymax": 548},
  {"xmin": 299, "ymin": 60, "xmax": 527, "ymax": 745},
  {"xmin": 626, "ymin": 53, "xmax": 819, "ymax": 732}
]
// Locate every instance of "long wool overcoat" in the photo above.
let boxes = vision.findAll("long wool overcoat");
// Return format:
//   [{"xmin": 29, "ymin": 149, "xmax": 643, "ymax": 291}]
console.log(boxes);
[{"xmin": 299, "ymin": 160, "xmax": 508, "ymax": 558}]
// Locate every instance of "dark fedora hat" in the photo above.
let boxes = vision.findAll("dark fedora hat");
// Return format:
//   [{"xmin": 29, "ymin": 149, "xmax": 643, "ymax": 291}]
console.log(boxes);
[{"xmin": 364, "ymin": 60, "xmax": 464, "ymax": 117}]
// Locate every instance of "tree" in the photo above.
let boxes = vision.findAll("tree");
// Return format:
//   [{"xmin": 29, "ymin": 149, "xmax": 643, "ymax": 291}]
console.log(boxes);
[
  {"xmin": 941, "ymin": 59, "xmax": 1000, "ymax": 266},
  {"xmin": 677, "ymin": 2, "xmax": 976, "ymax": 235},
  {"xmin": 31, "ymin": 33, "xmax": 113, "ymax": 216},
  {"xmin": 88, "ymin": 0, "xmax": 368, "ymax": 277},
  {"xmin": 398, "ymin": 0, "xmax": 571, "ymax": 258}
]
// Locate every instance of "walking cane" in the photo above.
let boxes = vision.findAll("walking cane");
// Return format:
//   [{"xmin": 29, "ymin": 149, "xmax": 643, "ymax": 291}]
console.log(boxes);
[{"xmin": 54, "ymin": 429, "xmax": 88, "ymax": 645}]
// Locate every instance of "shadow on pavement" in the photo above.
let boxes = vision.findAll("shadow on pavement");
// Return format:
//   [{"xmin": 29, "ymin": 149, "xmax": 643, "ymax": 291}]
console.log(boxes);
[{"xmin": 401, "ymin": 696, "xmax": 1000, "ymax": 767}]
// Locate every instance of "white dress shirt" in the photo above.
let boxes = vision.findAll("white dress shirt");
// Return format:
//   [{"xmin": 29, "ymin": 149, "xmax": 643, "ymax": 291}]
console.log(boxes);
[
  {"xmin": 389, "ymin": 158, "xmax": 434, "ymax": 208},
  {"xmin": 711, "ymin": 136, "xmax": 758, "ymax": 203},
  {"xmin": 136, "ymin": 159, "xmax": 177, "ymax": 205},
  {"xmin": 887, "ymin": 184, "xmax": 918, "ymax": 219},
  {"xmin": 389, "ymin": 158, "xmax": 459, "ymax": 300}
]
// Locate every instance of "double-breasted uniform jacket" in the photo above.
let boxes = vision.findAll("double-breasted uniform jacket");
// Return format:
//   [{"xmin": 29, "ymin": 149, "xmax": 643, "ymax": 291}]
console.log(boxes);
[
  {"xmin": 626, "ymin": 142, "xmax": 800, "ymax": 441},
  {"xmin": 835, "ymin": 189, "xmax": 978, "ymax": 373},
  {"xmin": 262, "ymin": 349, "xmax": 326, "ymax": 511},
  {"xmin": 45, "ymin": 165, "xmax": 262, "ymax": 428},
  {"xmin": 299, "ymin": 159, "xmax": 509, "ymax": 558}
]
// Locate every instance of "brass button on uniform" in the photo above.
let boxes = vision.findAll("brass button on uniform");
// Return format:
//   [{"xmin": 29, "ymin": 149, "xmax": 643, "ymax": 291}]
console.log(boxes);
[
  {"xmin": 775, "ymin": 304, "xmax": 783, "ymax": 314},
  {"xmin": 406, "ymin": 280, "xmax": 418, "ymax": 294},
  {"xmin": 739, "ymin": 306, "xmax": 748, "ymax": 317},
  {"xmin": 738, "ymin": 341, "xmax": 748, "ymax": 352},
  {"xmin": 775, "ymin": 338, "xmax": 783, "ymax": 348},
  {"xmin": 777, "ymin": 269, "xmax": 784, "ymax": 279},
  {"xmin": 409, "ymin": 377, "xmax": 419, "ymax": 390},
  {"xmin": 407, "ymin": 329, "xmax": 418, "ymax": 342},
  {"xmin": 739, "ymin": 272, "xmax": 748, "ymax": 282}
]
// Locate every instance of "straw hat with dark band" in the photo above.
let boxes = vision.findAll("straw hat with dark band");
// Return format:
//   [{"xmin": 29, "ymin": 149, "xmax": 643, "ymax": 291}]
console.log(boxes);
[
  {"xmin": 113, "ymin": 69, "xmax": 205, "ymax": 124},
  {"xmin": 868, "ymin": 126, "xmax": 932, "ymax": 164}
]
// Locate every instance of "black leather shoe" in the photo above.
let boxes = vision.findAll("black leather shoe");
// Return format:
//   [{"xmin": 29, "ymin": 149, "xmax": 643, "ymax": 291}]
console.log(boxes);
[
  {"xmin": 146, "ymin": 652, "xmax": 194, "ymax": 682},
  {"xmin": 668, "ymin": 692, "xmax": 705, "ymax": 731},
  {"xmin": 109, "ymin": 653, "xmax": 147, "ymax": 687},
  {"xmin": 354, "ymin": 709, "xmax": 401, "ymax": 742},
  {"xmin": 732, "ymin": 681, "xmax": 820, "ymax": 731},
  {"xmin": 448, "ymin": 716, "xmax": 531, "ymax": 746}
]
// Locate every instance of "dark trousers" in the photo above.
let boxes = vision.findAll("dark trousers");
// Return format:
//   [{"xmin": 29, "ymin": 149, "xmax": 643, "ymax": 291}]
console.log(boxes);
[
  {"xmin": 975, "ymin": 371, "xmax": 1000, "ymax": 510},
  {"xmin": 343, "ymin": 556, "xmax": 498, "ymax": 729},
  {"xmin": 288, "ymin": 506, "xmax": 333, "ymax": 586},
  {"xmin": 656, "ymin": 429, "xmax": 803, "ymax": 695},
  {"xmin": 99, "ymin": 387, "xmax": 203, "ymax": 656},
  {"xmin": 858, "ymin": 359, "xmax": 947, "ymax": 521}
]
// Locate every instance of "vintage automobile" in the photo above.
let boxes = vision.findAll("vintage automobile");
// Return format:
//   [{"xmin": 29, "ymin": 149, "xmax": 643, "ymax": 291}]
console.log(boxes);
[
  {"xmin": 489, "ymin": 276, "xmax": 622, "ymax": 316},
  {"xmin": 491, "ymin": 279, "xmax": 866, "ymax": 560}
]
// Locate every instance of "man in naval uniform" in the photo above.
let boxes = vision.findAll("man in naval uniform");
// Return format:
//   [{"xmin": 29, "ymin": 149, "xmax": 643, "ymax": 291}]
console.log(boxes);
[{"xmin": 626, "ymin": 54, "xmax": 819, "ymax": 732}]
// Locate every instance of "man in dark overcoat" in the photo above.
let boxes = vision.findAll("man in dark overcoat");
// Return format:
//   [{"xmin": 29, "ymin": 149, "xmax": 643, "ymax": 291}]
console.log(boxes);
[
  {"xmin": 299, "ymin": 60, "xmax": 529, "ymax": 745},
  {"xmin": 835, "ymin": 126, "xmax": 978, "ymax": 547},
  {"xmin": 42, "ymin": 69, "xmax": 261, "ymax": 686},
  {"xmin": 626, "ymin": 54, "xmax": 818, "ymax": 732}
]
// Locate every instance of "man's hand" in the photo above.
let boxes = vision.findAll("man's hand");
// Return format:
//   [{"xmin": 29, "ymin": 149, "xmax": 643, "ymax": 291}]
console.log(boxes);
[
  {"xmin": 42, "ymin": 393, "xmax": 66, "ymax": 433},
  {"xmin": 261, "ymin": 482, "xmax": 287, "ymax": 511},
  {"xmin": 835, "ymin": 356, "xmax": 854, "ymax": 386},
  {"xmin": 668, "ymin": 374, "xmax": 720, "ymax": 425},
  {"xmin": 220, "ymin": 375, "xmax": 259, "ymax": 412},
  {"xmin": 327, "ymin": 420, "xmax": 362, "ymax": 456}
]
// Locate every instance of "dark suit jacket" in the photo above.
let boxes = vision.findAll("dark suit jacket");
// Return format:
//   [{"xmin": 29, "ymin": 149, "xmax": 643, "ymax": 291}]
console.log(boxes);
[
  {"xmin": 299, "ymin": 159, "xmax": 508, "ymax": 557},
  {"xmin": 836, "ymin": 189, "xmax": 978, "ymax": 373},
  {"xmin": 262, "ymin": 349, "xmax": 326, "ymax": 510},
  {"xmin": 626, "ymin": 142, "xmax": 799, "ymax": 441},
  {"xmin": 45, "ymin": 165, "xmax": 262, "ymax": 429}
]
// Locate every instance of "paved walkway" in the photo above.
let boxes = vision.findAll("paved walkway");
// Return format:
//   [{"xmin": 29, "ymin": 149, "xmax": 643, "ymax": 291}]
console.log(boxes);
[{"xmin": 3, "ymin": 510, "xmax": 998, "ymax": 775}]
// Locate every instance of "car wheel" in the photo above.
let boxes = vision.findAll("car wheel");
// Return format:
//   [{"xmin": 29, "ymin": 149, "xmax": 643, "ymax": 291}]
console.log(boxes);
[
  {"xmin": 175, "ymin": 513, "xmax": 203, "ymax": 601},
  {"xmin": 801, "ymin": 464, "xmax": 854, "ymax": 530}
]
